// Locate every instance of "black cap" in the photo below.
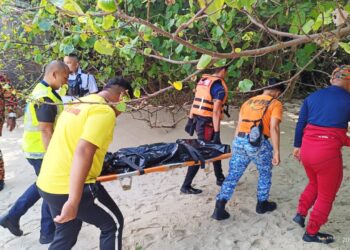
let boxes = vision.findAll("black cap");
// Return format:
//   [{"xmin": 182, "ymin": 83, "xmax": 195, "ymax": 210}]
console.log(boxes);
[{"xmin": 267, "ymin": 78, "xmax": 285, "ymax": 92}]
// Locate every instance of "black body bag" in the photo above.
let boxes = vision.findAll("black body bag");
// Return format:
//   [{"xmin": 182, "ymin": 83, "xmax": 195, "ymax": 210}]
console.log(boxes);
[{"xmin": 101, "ymin": 139, "xmax": 230, "ymax": 175}]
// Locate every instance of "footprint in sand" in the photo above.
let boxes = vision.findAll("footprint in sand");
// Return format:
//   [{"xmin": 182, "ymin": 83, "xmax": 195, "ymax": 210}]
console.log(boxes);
[{"xmin": 167, "ymin": 229, "xmax": 186, "ymax": 240}]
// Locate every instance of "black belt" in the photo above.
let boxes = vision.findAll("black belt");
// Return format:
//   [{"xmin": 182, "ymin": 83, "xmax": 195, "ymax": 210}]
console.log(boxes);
[{"xmin": 237, "ymin": 132, "xmax": 269, "ymax": 139}]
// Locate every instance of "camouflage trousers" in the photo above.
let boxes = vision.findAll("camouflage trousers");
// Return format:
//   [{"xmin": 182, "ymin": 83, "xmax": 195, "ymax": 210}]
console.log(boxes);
[
  {"xmin": 0, "ymin": 149, "xmax": 4, "ymax": 181},
  {"xmin": 216, "ymin": 136, "xmax": 273, "ymax": 202}
]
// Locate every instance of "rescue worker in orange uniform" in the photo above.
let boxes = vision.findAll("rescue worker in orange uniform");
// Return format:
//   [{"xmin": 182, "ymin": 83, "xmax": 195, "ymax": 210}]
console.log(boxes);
[{"xmin": 182, "ymin": 67, "xmax": 229, "ymax": 194}]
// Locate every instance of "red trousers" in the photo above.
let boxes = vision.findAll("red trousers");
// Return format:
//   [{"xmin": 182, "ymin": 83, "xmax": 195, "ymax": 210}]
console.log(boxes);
[{"xmin": 297, "ymin": 124, "xmax": 349, "ymax": 235}]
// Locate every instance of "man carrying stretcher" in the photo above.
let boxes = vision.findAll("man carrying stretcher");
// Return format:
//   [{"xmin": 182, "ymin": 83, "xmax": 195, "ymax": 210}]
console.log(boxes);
[
  {"xmin": 36, "ymin": 77, "xmax": 133, "ymax": 250},
  {"xmin": 182, "ymin": 67, "xmax": 229, "ymax": 194}
]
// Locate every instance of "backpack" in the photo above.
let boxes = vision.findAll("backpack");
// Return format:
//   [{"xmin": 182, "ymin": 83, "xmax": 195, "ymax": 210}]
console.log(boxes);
[{"xmin": 242, "ymin": 97, "xmax": 274, "ymax": 147}]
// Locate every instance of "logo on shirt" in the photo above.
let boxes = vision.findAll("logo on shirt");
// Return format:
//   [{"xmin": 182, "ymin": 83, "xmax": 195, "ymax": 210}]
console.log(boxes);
[{"xmin": 65, "ymin": 106, "xmax": 81, "ymax": 115}]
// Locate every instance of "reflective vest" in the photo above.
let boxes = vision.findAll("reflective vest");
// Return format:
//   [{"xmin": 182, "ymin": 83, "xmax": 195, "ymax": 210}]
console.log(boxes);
[
  {"xmin": 22, "ymin": 82, "xmax": 63, "ymax": 159},
  {"xmin": 190, "ymin": 74, "xmax": 228, "ymax": 119}
]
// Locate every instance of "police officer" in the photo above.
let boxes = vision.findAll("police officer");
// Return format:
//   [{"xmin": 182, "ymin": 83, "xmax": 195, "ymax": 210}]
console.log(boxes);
[
  {"xmin": 63, "ymin": 53, "xmax": 98, "ymax": 102},
  {"xmin": 0, "ymin": 61, "xmax": 69, "ymax": 244},
  {"xmin": 181, "ymin": 67, "xmax": 229, "ymax": 194}
]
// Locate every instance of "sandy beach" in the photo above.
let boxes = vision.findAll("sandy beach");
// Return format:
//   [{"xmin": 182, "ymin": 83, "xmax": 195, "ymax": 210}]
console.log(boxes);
[{"xmin": 1, "ymin": 104, "xmax": 349, "ymax": 250}]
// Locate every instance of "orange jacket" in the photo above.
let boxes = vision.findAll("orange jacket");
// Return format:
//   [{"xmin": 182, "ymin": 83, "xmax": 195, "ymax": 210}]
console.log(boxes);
[{"xmin": 190, "ymin": 74, "xmax": 228, "ymax": 119}]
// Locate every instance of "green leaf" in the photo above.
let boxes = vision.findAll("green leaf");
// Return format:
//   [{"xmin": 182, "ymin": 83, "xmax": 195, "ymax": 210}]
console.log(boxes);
[
  {"xmin": 296, "ymin": 44, "xmax": 317, "ymax": 68},
  {"xmin": 220, "ymin": 37, "xmax": 228, "ymax": 50},
  {"xmin": 214, "ymin": 59, "xmax": 227, "ymax": 67},
  {"xmin": 138, "ymin": 24, "xmax": 153, "ymax": 41},
  {"xmin": 94, "ymin": 39, "xmax": 114, "ymax": 55},
  {"xmin": 45, "ymin": 4, "xmax": 57, "ymax": 14},
  {"xmin": 143, "ymin": 48, "xmax": 152, "ymax": 55},
  {"xmin": 238, "ymin": 79, "xmax": 253, "ymax": 92},
  {"xmin": 312, "ymin": 9, "xmax": 333, "ymax": 32},
  {"xmin": 196, "ymin": 54, "xmax": 212, "ymax": 69},
  {"xmin": 242, "ymin": 31, "xmax": 254, "ymax": 41},
  {"xmin": 102, "ymin": 15, "xmax": 115, "ymax": 30},
  {"xmin": 63, "ymin": 0, "xmax": 84, "ymax": 16},
  {"xmin": 80, "ymin": 33, "xmax": 88, "ymax": 42},
  {"xmin": 97, "ymin": 0, "xmax": 117, "ymax": 12},
  {"xmin": 60, "ymin": 43, "xmax": 75, "ymax": 55},
  {"xmin": 339, "ymin": 42, "xmax": 350, "ymax": 54},
  {"xmin": 175, "ymin": 44, "xmax": 184, "ymax": 54},
  {"xmin": 34, "ymin": 54, "xmax": 43, "ymax": 64},
  {"xmin": 2, "ymin": 40, "xmax": 10, "ymax": 50},
  {"xmin": 198, "ymin": 0, "xmax": 225, "ymax": 24},
  {"xmin": 88, "ymin": 17, "xmax": 102, "ymax": 35},
  {"xmin": 133, "ymin": 88, "xmax": 141, "ymax": 98},
  {"xmin": 116, "ymin": 102, "xmax": 126, "ymax": 112},
  {"xmin": 302, "ymin": 19, "xmax": 314, "ymax": 34},
  {"xmin": 289, "ymin": 11, "xmax": 306, "ymax": 34},
  {"xmin": 38, "ymin": 19, "xmax": 52, "ymax": 31}
]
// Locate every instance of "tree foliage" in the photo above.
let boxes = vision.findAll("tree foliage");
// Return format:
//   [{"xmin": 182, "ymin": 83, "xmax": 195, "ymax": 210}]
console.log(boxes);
[{"xmin": 1, "ymin": 0, "xmax": 350, "ymax": 104}]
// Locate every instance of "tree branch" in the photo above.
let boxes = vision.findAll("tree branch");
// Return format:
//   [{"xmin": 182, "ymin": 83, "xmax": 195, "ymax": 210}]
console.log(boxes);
[{"xmin": 242, "ymin": 10, "xmax": 303, "ymax": 38}]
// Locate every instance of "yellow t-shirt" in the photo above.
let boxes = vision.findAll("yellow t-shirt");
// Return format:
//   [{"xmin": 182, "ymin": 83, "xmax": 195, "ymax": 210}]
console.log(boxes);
[
  {"xmin": 37, "ymin": 94, "xmax": 116, "ymax": 194},
  {"xmin": 238, "ymin": 94, "xmax": 283, "ymax": 137}
]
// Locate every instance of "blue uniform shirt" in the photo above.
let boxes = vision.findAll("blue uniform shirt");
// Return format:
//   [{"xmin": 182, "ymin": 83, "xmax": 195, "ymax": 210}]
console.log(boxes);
[
  {"xmin": 294, "ymin": 85, "xmax": 350, "ymax": 147},
  {"xmin": 210, "ymin": 80, "xmax": 225, "ymax": 101}
]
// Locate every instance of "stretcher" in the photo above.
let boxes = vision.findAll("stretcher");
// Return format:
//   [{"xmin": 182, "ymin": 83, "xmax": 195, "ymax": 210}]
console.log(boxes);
[{"xmin": 97, "ymin": 152, "xmax": 232, "ymax": 190}]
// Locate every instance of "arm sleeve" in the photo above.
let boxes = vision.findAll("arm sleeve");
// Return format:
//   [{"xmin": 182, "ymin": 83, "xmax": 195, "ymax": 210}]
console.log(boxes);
[
  {"xmin": 80, "ymin": 108, "xmax": 115, "ymax": 148},
  {"xmin": 210, "ymin": 80, "xmax": 225, "ymax": 101},
  {"xmin": 270, "ymin": 101, "xmax": 283, "ymax": 121},
  {"xmin": 87, "ymin": 75, "xmax": 98, "ymax": 94},
  {"xmin": 35, "ymin": 97, "xmax": 57, "ymax": 123},
  {"xmin": 294, "ymin": 99, "xmax": 309, "ymax": 148}
]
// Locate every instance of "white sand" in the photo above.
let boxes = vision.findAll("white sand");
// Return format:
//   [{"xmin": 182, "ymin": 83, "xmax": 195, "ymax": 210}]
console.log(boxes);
[{"xmin": 0, "ymin": 105, "xmax": 349, "ymax": 250}]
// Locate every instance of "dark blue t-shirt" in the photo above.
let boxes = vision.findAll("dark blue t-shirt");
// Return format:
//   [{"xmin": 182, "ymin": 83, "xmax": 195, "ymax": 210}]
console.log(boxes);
[
  {"xmin": 294, "ymin": 85, "xmax": 350, "ymax": 147},
  {"xmin": 210, "ymin": 80, "xmax": 225, "ymax": 101}
]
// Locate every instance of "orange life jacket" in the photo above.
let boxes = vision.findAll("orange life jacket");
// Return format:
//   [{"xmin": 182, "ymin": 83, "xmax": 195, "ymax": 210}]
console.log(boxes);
[{"xmin": 190, "ymin": 74, "xmax": 228, "ymax": 119}]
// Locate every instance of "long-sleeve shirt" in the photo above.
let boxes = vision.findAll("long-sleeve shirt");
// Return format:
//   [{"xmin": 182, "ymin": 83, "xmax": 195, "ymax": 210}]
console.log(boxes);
[{"xmin": 294, "ymin": 85, "xmax": 350, "ymax": 147}]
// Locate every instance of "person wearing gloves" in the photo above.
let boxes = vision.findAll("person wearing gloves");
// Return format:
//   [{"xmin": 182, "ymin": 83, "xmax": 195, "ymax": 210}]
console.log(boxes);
[
  {"xmin": 292, "ymin": 65, "xmax": 350, "ymax": 244},
  {"xmin": 182, "ymin": 67, "xmax": 229, "ymax": 194}
]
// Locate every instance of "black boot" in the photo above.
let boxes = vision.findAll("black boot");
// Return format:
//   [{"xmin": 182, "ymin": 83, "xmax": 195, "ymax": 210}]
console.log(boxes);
[
  {"xmin": 256, "ymin": 200, "xmax": 277, "ymax": 214},
  {"xmin": 180, "ymin": 186, "xmax": 202, "ymax": 194},
  {"xmin": 0, "ymin": 214, "xmax": 23, "ymax": 236},
  {"xmin": 212, "ymin": 200, "xmax": 230, "ymax": 220},
  {"xmin": 293, "ymin": 213, "xmax": 305, "ymax": 228},
  {"xmin": 302, "ymin": 232, "xmax": 334, "ymax": 244},
  {"xmin": 216, "ymin": 176, "xmax": 225, "ymax": 186}
]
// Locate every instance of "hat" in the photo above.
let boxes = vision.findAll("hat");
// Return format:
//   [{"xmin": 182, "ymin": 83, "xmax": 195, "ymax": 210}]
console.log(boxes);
[
  {"xmin": 267, "ymin": 77, "xmax": 285, "ymax": 92},
  {"xmin": 331, "ymin": 65, "xmax": 350, "ymax": 80}
]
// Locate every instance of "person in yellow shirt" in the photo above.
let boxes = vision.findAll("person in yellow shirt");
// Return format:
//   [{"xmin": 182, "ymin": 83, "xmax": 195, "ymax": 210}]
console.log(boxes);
[{"xmin": 37, "ymin": 77, "xmax": 133, "ymax": 250}]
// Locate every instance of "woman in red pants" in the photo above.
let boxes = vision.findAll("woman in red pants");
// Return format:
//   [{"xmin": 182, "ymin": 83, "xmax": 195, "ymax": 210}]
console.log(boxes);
[{"xmin": 293, "ymin": 65, "xmax": 350, "ymax": 244}]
